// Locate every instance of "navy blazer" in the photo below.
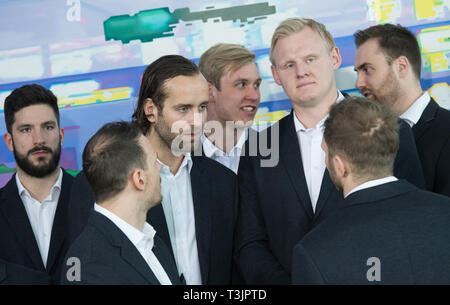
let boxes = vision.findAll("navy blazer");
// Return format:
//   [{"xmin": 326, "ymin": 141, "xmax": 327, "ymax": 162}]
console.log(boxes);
[
  {"xmin": 292, "ymin": 180, "xmax": 450, "ymax": 284},
  {"xmin": 61, "ymin": 211, "xmax": 181, "ymax": 285},
  {"xmin": 0, "ymin": 170, "xmax": 74, "ymax": 284},
  {"xmin": 412, "ymin": 98, "xmax": 450, "ymax": 196},
  {"xmin": 69, "ymin": 155, "xmax": 239, "ymax": 285},
  {"xmin": 235, "ymin": 111, "xmax": 425, "ymax": 284}
]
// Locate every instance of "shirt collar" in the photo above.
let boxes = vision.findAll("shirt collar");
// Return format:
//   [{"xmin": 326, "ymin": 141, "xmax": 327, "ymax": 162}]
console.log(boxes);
[
  {"xmin": 158, "ymin": 153, "xmax": 193, "ymax": 176},
  {"xmin": 293, "ymin": 91, "xmax": 345, "ymax": 132},
  {"xmin": 16, "ymin": 168, "xmax": 63, "ymax": 201},
  {"xmin": 400, "ymin": 91, "xmax": 430, "ymax": 127},
  {"xmin": 345, "ymin": 176, "xmax": 398, "ymax": 198},
  {"xmin": 94, "ymin": 203, "xmax": 156, "ymax": 248},
  {"xmin": 201, "ymin": 129, "xmax": 247, "ymax": 157}
]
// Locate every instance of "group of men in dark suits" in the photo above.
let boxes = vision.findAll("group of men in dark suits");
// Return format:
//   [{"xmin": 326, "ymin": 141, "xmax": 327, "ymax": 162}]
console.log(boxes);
[{"xmin": 0, "ymin": 17, "xmax": 449, "ymax": 285}]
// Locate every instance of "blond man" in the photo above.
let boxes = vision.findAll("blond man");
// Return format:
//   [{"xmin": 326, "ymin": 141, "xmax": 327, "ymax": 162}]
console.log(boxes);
[{"xmin": 199, "ymin": 43, "xmax": 261, "ymax": 173}]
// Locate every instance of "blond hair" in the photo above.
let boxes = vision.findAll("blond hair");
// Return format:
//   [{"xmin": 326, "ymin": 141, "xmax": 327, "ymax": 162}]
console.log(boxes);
[
  {"xmin": 199, "ymin": 43, "xmax": 256, "ymax": 90},
  {"xmin": 270, "ymin": 18, "xmax": 336, "ymax": 66}
]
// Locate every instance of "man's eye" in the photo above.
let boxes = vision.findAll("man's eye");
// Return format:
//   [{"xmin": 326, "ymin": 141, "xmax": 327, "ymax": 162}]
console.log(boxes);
[
  {"xmin": 199, "ymin": 104, "xmax": 208, "ymax": 111},
  {"xmin": 179, "ymin": 107, "xmax": 187, "ymax": 113},
  {"xmin": 20, "ymin": 128, "xmax": 31, "ymax": 133}
]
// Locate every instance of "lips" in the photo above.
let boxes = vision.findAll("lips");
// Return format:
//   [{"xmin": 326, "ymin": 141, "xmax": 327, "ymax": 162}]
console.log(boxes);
[
  {"xmin": 296, "ymin": 82, "xmax": 314, "ymax": 88},
  {"xmin": 28, "ymin": 146, "xmax": 52, "ymax": 157}
]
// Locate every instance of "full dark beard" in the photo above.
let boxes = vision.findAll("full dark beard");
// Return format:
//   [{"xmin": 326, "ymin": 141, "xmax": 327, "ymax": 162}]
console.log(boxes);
[{"xmin": 13, "ymin": 142, "xmax": 61, "ymax": 178}]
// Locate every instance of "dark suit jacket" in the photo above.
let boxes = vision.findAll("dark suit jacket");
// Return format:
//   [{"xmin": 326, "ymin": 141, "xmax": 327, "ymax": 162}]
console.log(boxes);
[
  {"xmin": 235, "ymin": 111, "xmax": 425, "ymax": 284},
  {"xmin": 412, "ymin": 98, "xmax": 450, "ymax": 196},
  {"xmin": 0, "ymin": 170, "xmax": 74, "ymax": 284},
  {"xmin": 69, "ymin": 155, "xmax": 239, "ymax": 285},
  {"xmin": 60, "ymin": 210, "xmax": 181, "ymax": 285},
  {"xmin": 292, "ymin": 180, "xmax": 450, "ymax": 284}
]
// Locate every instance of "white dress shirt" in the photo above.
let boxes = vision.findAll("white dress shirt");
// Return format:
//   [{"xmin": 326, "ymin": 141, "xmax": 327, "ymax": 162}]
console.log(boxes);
[
  {"xmin": 94, "ymin": 204, "xmax": 172, "ymax": 285},
  {"xmin": 16, "ymin": 168, "xmax": 63, "ymax": 267},
  {"xmin": 400, "ymin": 91, "xmax": 430, "ymax": 127},
  {"xmin": 159, "ymin": 154, "xmax": 202, "ymax": 285},
  {"xmin": 345, "ymin": 176, "xmax": 398, "ymax": 198},
  {"xmin": 202, "ymin": 129, "xmax": 248, "ymax": 174},
  {"xmin": 293, "ymin": 91, "xmax": 345, "ymax": 212}
]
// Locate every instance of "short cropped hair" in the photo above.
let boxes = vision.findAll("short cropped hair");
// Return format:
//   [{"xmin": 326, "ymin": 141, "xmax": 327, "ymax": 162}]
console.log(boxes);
[
  {"xmin": 324, "ymin": 96, "xmax": 400, "ymax": 179},
  {"xmin": 82, "ymin": 121, "xmax": 147, "ymax": 203},
  {"xmin": 199, "ymin": 43, "xmax": 256, "ymax": 90},
  {"xmin": 4, "ymin": 84, "xmax": 60, "ymax": 134},
  {"xmin": 270, "ymin": 17, "xmax": 336, "ymax": 66},
  {"xmin": 354, "ymin": 24, "xmax": 422, "ymax": 80},
  {"xmin": 132, "ymin": 55, "xmax": 201, "ymax": 134}
]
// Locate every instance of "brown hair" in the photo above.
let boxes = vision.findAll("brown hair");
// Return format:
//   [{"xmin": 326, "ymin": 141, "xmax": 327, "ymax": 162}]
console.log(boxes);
[
  {"xmin": 199, "ymin": 43, "xmax": 256, "ymax": 90},
  {"xmin": 324, "ymin": 96, "xmax": 399, "ymax": 179},
  {"xmin": 354, "ymin": 23, "xmax": 422, "ymax": 80}
]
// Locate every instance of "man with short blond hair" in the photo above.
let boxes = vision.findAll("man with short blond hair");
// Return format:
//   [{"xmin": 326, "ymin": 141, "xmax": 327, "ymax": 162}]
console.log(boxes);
[
  {"xmin": 199, "ymin": 43, "xmax": 261, "ymax": 173},
  {"xmin": 235, "ymin": 18, "xmax": 425, "ymax": 284}
]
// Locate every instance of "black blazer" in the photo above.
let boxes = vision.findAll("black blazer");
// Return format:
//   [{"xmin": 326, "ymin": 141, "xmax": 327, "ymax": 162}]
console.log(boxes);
[
  {"xmin": 412, "ymin": 98, "xmax": 450, "ymax": 196},
  {"xmin": 292, "ymin": 180, "xmax": 450, "ymax": 284},
  {"xmin": 235, "ymin": 111, "xmax": 425, "ymax": 284},
  {"xmin": 147, "ymin": 155, "xmax": 239, "ymax": 285},
  {"xmin": 0, "ymin": 170, "xmax": 74, "ymax": 284},
  {"xmin": 69, "ymin": 155, "xmax": 239, "ymax": 285},
  {"xmin": 61, "ymin": 210, "xmax": 181, "ymax": 285}
]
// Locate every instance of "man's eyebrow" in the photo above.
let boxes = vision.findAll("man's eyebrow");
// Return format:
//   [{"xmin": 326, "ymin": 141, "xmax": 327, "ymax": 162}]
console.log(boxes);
[{"xmin": 354, "ymin": 63, "xmax": 369, "ymax": 72}]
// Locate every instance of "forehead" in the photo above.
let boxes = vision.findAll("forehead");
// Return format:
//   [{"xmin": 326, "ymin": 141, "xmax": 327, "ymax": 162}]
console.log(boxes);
[
  {"xmin": 355, "ymin": 39, "xmax": 386, "ymax": 62},
  {"xmin": 223, "ymin": 62, "xmax": 260, "ymax": 81},
  {"xmin": 13, "ymin": 104, "xmax": 58, "ymax": 126},
  {"xmin": 163, "ymin": 74, "xmax": 209, "ymax": 104},
  {"xmin": 273, "ymin": 27, "xmax": 329, "ymax": 60}
]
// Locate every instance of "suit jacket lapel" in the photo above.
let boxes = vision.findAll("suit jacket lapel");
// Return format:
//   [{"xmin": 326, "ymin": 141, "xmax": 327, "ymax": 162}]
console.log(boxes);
[
  {"xmin": 152, "ymin": 235, "xmax": 182, "ymax": 284},
  {"xmin": 412, "ymin": 98, "xmax": 437, "ymax": 142},
  {"xmin": 313, "ymin": 169, "xmax": 336, "ymax": 219},
  {"xmin": 90, "ymin": 212, "xmax": 161, "ymax": 285},
  {"xmin": 278, "ymin": 112, "xmax": 314, "ymax": 219},
  {"xmin": 190, "ymin": 156, "xmax": 212, "ymax": 284},
  {"xmin": 0, "ymin": 175, "xmax": 45, "ymax": 271},
  {"xmin": 46, "ymin": 170, "xmax": 73, "ymax": 273}
]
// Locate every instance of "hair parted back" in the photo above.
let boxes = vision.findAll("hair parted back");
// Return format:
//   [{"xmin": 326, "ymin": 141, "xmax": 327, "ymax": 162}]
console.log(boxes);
[
  {"xmin": 354, "ymin": 23, "xmax": 422, "ymax": 80},
  {"xmin": 324, "ymin": 96, "xmax": 399, "ymax": 179},
  {"xmin": 4, "ymin": 84, "xmax": 60, "ymax": 134},
  {"xmin": 199, "ymin": 43, "xmax": 256, "ymax": 90},
  {"xmin": 82, "ymin": 121, "xmax": 147, "ymax": 203},
  {"xmin": 269, "ymin": 17, "xmax": 336, "ymax": 65},
  {"xmin": 132, "ymin": 55, "xmax": 201, "ymax": 135}
]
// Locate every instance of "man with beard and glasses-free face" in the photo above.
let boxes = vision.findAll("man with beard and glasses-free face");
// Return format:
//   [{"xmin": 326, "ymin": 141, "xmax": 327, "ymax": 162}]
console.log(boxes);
[
  {"xmin": 0, "ymin": 84, "xmax": 78, "ymax": 284},
  {"xmin": 354, "ymin": 24, "xmax": 450, "ymax": 197},
  {"xmin": 235, "ymin": 18, "xmax": 425, "ymax": 285},
  {"xmin": 291, "ymin": 97, "xmax": 450, "ymax": 284},
  {"xmin": 199, "ymin": 43, "xmax": 261, "ymax": 174},
  {"xmin": 132, "ymin": 55, "xmax": 239, "ymax": 285},
  {"xmin": 69, "ymin": 55, "xmax": 239, "ymax": 285}
]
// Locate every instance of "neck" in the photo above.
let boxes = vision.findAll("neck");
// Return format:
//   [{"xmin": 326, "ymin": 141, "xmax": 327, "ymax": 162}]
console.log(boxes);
[
  {"xmin": 293, "ymin": 90, "xmax": 338, "ymax": 129},
  {"xmin": 147, "ymin": 129, "xmax": 184, "ymax": 175},
  {"xmin": 100, "ymin": 194, "xmax": 147, "ymax": 230},
  {"xmin": 393, "ymin": 82, "xmax": 423, "ymax": 116},
  {"xmin": 16, "ymin": 167, "xmax": 61, "ymax": 203},
  {"xmin": 205, "ymin": 121, "xmax": 246, "ymax": 154}
]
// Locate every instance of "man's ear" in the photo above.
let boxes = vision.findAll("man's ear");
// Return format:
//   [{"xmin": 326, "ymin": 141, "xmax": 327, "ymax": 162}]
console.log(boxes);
[
  {"xmin": 130, "ymin": 168, "xmax": 146, "ymax": 191},
  {"xmin": 394, "ymin": 55, "xmax": 409, "ymax": 79},
  {"xmin": 334, "ymin": 154, "xmax": 350, "ymax": 178},
  {"xmin": 143, "ymin": 98, "xmax": 158, "ymax": 123},
  {"xmin": 3, "ymin": 133, "xmax": 13, "ymax": 152},
  {"xmin": 271, "ymin": 65, "xmax": 282, "ymax": 86},
  {"xmin": 207, "ymin": 82, "xmax": 217, "ymax": 104},
  {"xmin": 330, "ymin": 46, "xmax": 342, "ymax": 70}
]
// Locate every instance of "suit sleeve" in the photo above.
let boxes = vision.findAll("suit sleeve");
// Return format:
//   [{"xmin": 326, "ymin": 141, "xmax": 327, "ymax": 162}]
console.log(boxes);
[
  {"xmin": 234, "ymin": 152, "xmax": 290, "ymax": 284},
  {"xmin": 291, "ymin": 243, "xmax": 326, "ymax": 285},
  {"xmin": 435, "ymin": 136, "xmax": 450, "ymax": 196},
  {"xmin": 395, "ymin": 120, "xmax": 426, "ymax": 189}
]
